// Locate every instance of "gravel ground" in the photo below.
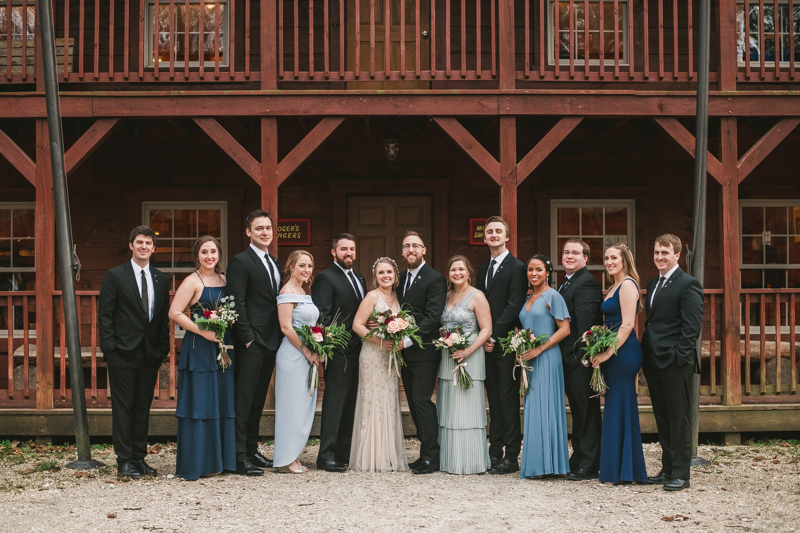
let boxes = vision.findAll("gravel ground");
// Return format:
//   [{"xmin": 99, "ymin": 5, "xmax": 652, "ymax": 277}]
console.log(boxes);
[{"xmin": 1, "ymin": 439, "xmax": 798, "ymax": 533}]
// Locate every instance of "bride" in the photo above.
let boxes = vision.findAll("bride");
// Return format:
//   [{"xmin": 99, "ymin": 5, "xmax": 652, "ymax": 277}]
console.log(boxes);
[{"xmin": 349, "ymin": 257, "xmax": 409, "ymax": 472}]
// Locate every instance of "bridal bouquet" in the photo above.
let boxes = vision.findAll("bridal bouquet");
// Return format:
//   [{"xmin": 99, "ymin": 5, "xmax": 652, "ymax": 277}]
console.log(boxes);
[
  {"xmin": 363, "ymin": 307, "xmax": 423, "ymax": 377},
  {"xmin": 194, "ymin": 295, "xmax": 238, "ymax": 371},
  {"xmin": 433, "ymin": 326, "xmax": 474, "ymax": 391},
  {"xmin": 579, "ymin": 325, "xmax": 619, "ymax": 397},
  {"xmin": 499, "ymin": 328, "xmax": 549, "ymax": 396},
  {"xmin": 295, "ymin": 316, "xmax": 351, "ymax": 396}
]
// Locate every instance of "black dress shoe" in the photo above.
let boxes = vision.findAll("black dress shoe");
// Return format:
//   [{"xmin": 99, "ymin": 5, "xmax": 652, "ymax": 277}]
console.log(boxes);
[
  {"xmin": 663, "ymin": 478, "xmax": 690, "ymax": 491},
  {"xmin": 316, "ymin": 460, "xmax": 346, "ymax": 473},
  {"xmin": 138, "ymin": 459, "xmax": 157, "ymax": 477},
  {"xmin": 236, "ymin": 458, "xmax": 264, "ymax": 476},
  {"xmin": 490, "ymin": 456, "xmax": 503, "ymax": 468},
  {"xmin": 408, "ymin": 457, "xmax": 424, "ymax": 470},
  {"xmin": 566, "ymin": 468, "xmax": 599, "ymax": 481},
  {"xmin": 117, "ymin": 461, "xmax": 142, "ymax": 479},
  {"xmin": 411, "ymin": 460, "xmax": 439, "ymax": 475},
  {"xmin": 250, "ymin": 452, "xmax": 273, "ymax": 469},
  {"xmin": 648, "ymin": 470, "xmax": 671, "ymax": 484},
  {"xmin": 488, "ymin": 459, "xmax": 519, "ymax": 475}
]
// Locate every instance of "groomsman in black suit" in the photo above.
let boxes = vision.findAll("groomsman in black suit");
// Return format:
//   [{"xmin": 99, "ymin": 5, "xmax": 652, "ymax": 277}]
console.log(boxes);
[
  {"xmin": 641, "ymin": 233, "xmax": 704, "ymax": 491},
  {"xmin": 397, "ymin": 231, "xmax": 447, "ymax": 475},
  {"xmin": 227, "ymin": 209, "xmax": 283, "ymax": 476},
  {"xmin": 312, "ymin": 233, "xmax": 367, "ymax": 473},
  {"xmin": 476, "ymin": 216, "xmax": 528, "ymax": 475},
  {"xmin": 558, "ymin": 239, "xmax": 603, "ymax": 481},
  {"xmin": 99, "ymin": 226, "xmax": 170, "ymax": 478}
]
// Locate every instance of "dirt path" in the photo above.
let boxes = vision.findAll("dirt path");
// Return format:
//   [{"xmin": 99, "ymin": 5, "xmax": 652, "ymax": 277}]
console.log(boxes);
[{"xmin": 1, "ymin": 440, "xmax": 798, "ymax": 532}]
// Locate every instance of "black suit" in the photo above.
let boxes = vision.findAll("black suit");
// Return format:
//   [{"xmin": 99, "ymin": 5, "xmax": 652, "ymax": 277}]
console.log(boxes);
[
  {"xmin": 641, "ymin": 267, "xmax": 704, "ymax": 480},
  {"xmin": 311, "ymin": 264, "xmax": 366, "ymax": 464},
  {"xmin": 98, "ymin": 261, "xmax": 170, "ymax": 464},
  {"xmin": 226, "ymin": 246, "xmax": 282, "ymax": 461},
  {"xmin": 557, "ymin": 267, "xmax": 603, "ymax": 473},
  {"xmin": 476, "ymin": 253, "xmax": 528, "ymax": 461},
  {"xmin": 398, "ymin": 262, "xmax": 447, "ymax": 463}
]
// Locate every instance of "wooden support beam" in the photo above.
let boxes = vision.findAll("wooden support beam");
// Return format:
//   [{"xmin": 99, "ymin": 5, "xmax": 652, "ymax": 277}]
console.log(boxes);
[
  {"xmin": 261, "ymin": 0, "xmax": 277, "ymax": 90},
  {"xmin": 498, "ymin": 0, "xmax": 515, "ymax": 90},
  {"xmin": 276, "ymin": 117, "xmax": 345, "ymax": 185},
  {"xmin": 719, "ymin": 117, "xmax": 741, "ymax": 407},
  {"xmin": 0, "ymin": 128, "xmax": 36, "ymax": 185},
  {"xmin": 63, "ymin": 118, "xmax": 120, "ymax": 176},
  {"xmin": 261, "ymin": 117, "xmax": 278, "ymax": 259},
  {"xmin": 35, "ymin": 120, "xmax": 55, "ymax": 410},
  {"xmin": 433, "ymin": 117, "xmax": 501, "ymax": 184},
  {"xmin": 717, "ymin": 0, "xmax": 738, "ymax": 91},
  {"xmin": 194, "ymin": 117, "xmax": 261, "ymax": 184},
  {"xmin": 737, "ymin": 118, "xmax": 800, "ymax": 183},
  {"xmin": 652, "ymin": 117, "xmax": 725, "ymax": 183},
  {"xmin": 500, "ymin": 117, "xmax": 517, "ymax": 256},
  {"xmin": 517, "ymin": 117, "xmax": 583, "ymax": 185}
]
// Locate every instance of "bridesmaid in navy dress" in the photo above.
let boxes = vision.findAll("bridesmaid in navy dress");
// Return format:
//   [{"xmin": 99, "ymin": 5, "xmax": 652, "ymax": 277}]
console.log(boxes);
[
  {"xmin": 591, "ymin": 243, "xmax": 648, "ymax": 484},
  {"xmin": 169, "ymin": 236, "xmax": 236, "ymax": 480}
]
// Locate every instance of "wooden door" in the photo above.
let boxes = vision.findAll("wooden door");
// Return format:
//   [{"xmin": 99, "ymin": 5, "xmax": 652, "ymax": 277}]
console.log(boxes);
[
  {"xmin": 347, "ymin": 195, "xmax": 433, "ymax": 283},
  {"xmin": 346, "ymin": 0, "xmax": 431, "ymax": 90}
]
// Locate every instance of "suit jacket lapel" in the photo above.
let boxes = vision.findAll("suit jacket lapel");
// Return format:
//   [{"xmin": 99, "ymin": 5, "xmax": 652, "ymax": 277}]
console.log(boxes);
[
  {"xmin": 487, "ymin": 255, "xmax": 509, "ymax": 293},
  {"xmin": 247, "ymin": 246, "xmax": 275, "ymax": 294},
  {"xmin": 405, "ymin": 264, "xmax": 427, "ymax": 298},
  {"xmin": 331, "ymin": 265, "xmax": 361, "ymax": 304},
  {"xmin": 650, "ymin": 268, "xmax": 682, "ymax": 313},
  {"xmin": 123, "ymin": 262, "xmax": 148, "ymax": 318},
  {"xmin": 560, "ymin": 267, "xmax": 586, "ymax": 295}
]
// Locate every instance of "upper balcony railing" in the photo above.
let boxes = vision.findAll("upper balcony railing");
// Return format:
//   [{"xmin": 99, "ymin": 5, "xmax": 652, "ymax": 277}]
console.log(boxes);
[{"xmin": 0, "ymin": 0, "xmax": 797, "ymax": 87}]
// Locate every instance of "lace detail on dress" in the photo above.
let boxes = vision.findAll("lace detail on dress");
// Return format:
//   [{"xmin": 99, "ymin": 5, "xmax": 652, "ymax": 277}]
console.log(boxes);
[{"xmin": 441, "ymin": 290, "xmax": 479, "ymax": 334}]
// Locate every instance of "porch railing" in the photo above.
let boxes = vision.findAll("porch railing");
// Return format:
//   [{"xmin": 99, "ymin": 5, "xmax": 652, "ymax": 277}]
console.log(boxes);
[
  {"xmin": 2, "ymin": 288, "xmax": 797, "ymax": 407},
  {"xmin": 1, "ymin": 0, "xmax": 797, "ymax": 86}
]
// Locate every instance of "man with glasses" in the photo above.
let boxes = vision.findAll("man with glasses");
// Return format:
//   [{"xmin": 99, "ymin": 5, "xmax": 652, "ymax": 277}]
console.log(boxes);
[
  {"xmin": 558, "ymin": 239, "xmax": 603, "ymax": 481},
  {"xmin": 397, "ymin": 231, "xmax": 446, "ymax": 474}
]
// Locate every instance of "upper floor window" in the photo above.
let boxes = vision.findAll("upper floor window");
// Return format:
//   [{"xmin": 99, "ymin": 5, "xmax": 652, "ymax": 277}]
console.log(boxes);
[
  {"xmin": 548, "ymin": 0, "xmax": 629, "ymax": 66},
  {"xmin": 740, "ymin": 201, "xmax": 800, "ymax": 289},
  {"xmin": 146, "ymin": 0, "xmax": 228, "ymax": 67},
  {"xmin": 143, "ymin": 202, "xmax": 227, "ymax": 289},
  {"xmin": 736, "ymin": 2, "xmax": 800, "ymax": 65},
  {"xmin": 0, "ymin": 3, "xmax": 35, "ymax": 41},
  {"xmin": 551, "ymin": 200, "xmax": 635, "ymax": 289}
]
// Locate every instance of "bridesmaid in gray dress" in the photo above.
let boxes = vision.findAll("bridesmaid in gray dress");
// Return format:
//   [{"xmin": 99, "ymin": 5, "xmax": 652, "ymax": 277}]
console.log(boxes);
[
  {"xmin": 274, "ymin": 250, "xmax": 321, "ymax": 473},
  {"xmin": 438, "ymin": 256, "xmax": 493, "ymax": 474}
]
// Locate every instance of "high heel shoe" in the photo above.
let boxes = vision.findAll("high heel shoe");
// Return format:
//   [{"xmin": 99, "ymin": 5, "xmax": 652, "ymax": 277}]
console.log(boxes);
[{"xmin": 276, "ymin": 464, "xmax": 308, "ymax": 474}]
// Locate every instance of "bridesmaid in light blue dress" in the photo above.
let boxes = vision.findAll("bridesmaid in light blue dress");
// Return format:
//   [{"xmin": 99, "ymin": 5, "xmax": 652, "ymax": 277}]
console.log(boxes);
[
  {"xmin": 274, "ymin": 250, "xmax": 321, "ymax": 474},
  {"xmin": 518, "ymin": 255, "xmax": 572, "ymax": 479}
]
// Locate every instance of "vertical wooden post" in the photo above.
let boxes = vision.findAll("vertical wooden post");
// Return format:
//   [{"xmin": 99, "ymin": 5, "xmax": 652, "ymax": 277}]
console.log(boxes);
[
  {"xmin": 719, "ymin": 116, "xmax": 741, "ymax": 408},
  {"xmin": 261, "ymin": 0, "xmax": 277, "ymax": 89},
  {"xmin": 500, "ymin": 117, "xmax": 517, "ymax": 256},
  {"xmin": 261, "ymin": 117, "xmax": 278, "ymax": 258},
  {"xmin": 498, "ymin": 0, "xmax": 515, "ymax": 89},
  {"xmin": 717, "ymin": 0, "xmax": 737, "ymax": 90},
  {"xmin": 35, "ymin": 120, "xmax": 55, "ymax": 411}
]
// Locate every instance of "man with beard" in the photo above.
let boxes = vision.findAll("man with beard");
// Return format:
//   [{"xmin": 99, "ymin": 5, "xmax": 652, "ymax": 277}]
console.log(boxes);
[
  {"xmin": 312, "ymin": 233, "xmax": 367, "ymax": 472},
  {"xmin": 397, "ymin": 231, "xmax": 447, "ymax": 474}
]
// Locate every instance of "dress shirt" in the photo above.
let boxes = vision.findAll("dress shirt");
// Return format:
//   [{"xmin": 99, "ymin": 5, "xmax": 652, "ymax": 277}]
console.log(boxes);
[
  {"xmin": 131, "ymin": 259, "xmax": 155, "ymax": 321},
  {"xmin": 401, "ymin": 261, "xmax": 426, "ymax": 349},
  {"xmin": 650, "ymin": 263, "xmax": 680, "ymax": 306},
  {"xmin": 485, "ymin": 249, "xmax": 510, "ymax": 286},
  {"xmin": 559, "ymin": 272, "xmax": 574, "ymax": 292},
  {"xmin": 334, "ymin": 261, "xmax": 364, "ymax": 299},
  {"xmin": 250, "ymin": 243, "xmax": 281, "ymax": 288}
]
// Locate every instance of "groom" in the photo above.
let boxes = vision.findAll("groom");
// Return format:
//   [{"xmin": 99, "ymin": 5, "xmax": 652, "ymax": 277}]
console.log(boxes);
[
  {"xmin": 397, "ymin": 231, "xmax": 446, "ymax": 475},
  {"xmin": 227, "ymin": 209, "xmax": 283, "ymax": 476},
  {"xmin": 312, "ymin": 233, "xmax": 367, "ymax": 473}
]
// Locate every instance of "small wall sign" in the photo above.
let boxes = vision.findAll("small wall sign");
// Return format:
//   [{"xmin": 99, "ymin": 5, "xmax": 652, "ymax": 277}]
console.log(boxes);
[
  {"xmin": 277, "ymin": 219, "xmax": 311, "ymax": 246},
  {"xmin": 470, "ymin": 218, "xmax": 487, "ymax": 245}
]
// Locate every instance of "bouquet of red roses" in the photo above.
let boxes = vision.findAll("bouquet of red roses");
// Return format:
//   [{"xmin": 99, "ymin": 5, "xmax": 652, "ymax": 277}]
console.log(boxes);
[
  {"xmin": 498, "ymin": 328, "xmax": 549, "ymax": 396},
  {"xmin": 295, "ymin": 316, "xmax": 351, "ymax": 396},
  {"xmin": 194, "ymin": 295, "xmax": 238, "ymax": 371},
  {"xmin": 433, "ymin": 326, "xmax": 475, "ymax": 390},
  {"xmin": 363, "ymin": 307, "xmax": 423, "ymax": 378}
]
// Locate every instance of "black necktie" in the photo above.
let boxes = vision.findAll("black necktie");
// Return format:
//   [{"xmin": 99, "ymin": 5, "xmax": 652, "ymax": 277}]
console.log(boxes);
[
  {"xmin": 652, "ymin": 276, "xmax": 666, "ymax": 304},
  {"xmin": 488, "ymin": 259, "xmax": 497, "ymax": 283},
  {"xmin": 348, "ymin": 271, "xmax": 362, "ymax": 300},
  {"xmin": 264, "ymin": 254, "xmax": 275, "ymax": 290},
  {"xmin": 559, "ymin": 278, "xmax": 570, "ymax": 293},
  {"xmin": 405, "ymin": 273, "xmax": 413, "ymax": 296},
  {"xmin": 140, "ymin": 270, "xmax": 150, "ymax": 321}
]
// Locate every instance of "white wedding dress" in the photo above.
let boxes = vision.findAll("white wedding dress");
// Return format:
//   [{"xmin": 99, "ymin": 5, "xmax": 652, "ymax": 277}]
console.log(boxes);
[{"xmin": 348, "ymin": 297, "xmax": 409, "ymax": 472}]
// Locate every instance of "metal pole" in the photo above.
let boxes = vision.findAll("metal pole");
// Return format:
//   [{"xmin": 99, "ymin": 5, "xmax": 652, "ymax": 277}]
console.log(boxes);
[
  {"xmin": 689, "ymin": 0, "xmax": 711, "ymax": 467},
  {"xmin": 37, "ymin": 0, "xmax": 104, "ymax": 469}
]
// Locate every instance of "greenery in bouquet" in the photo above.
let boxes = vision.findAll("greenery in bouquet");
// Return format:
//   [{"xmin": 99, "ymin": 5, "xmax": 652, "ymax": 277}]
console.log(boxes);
[
  {"xmin": 433, "ymin": 326, "xmax": 475, "ymax": 390},
  {"xmin": 579, "ymin": 324, "xmax": 619, "ymax": 397},
  {"xmin": 498, "ymin": 328, "xmax": 549, "ymax": 396},
  {"xmin": 363, "ymin": 307, "xmax": 423, "ymax": 377},
  {"xmin": 295, "ymin": 317, "xmax": 351, "ymax": 395},
  {"xmin": 193, "ymin": 295, "xmax": 238, "ymax": 371}
]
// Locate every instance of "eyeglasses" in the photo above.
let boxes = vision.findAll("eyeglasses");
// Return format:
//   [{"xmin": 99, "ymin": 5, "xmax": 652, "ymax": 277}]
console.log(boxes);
[
  {"xmin": 562, "ymin": 250, "xmax": 584, "ymax": 257},
  {"xmin": 402, "ymin": 243, "xmax": 424, "ymax": 250}
]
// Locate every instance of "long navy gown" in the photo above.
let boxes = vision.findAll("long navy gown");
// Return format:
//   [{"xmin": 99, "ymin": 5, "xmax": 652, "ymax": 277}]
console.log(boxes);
[
  {"xmin": 598, "ymin": 279, "xmax": 648, "ymax": 484},
  {"xmin": 175, "ymin": 286, "xmax": 236, "ymax": 480}
]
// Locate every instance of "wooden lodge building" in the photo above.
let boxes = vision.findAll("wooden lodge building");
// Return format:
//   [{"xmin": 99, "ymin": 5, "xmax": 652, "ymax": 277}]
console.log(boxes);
[{"xmin": 0, "ymin": 0, "xmax": 798, "ymax": 442}]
